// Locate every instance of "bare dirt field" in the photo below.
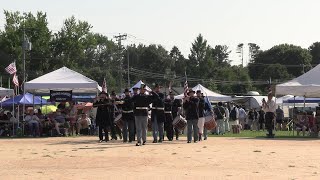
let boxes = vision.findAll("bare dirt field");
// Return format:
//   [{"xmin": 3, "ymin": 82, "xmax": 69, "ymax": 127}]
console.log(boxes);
[{"xmin": 0, "ymin": 136, "xmax": 319, "ymax": 180}]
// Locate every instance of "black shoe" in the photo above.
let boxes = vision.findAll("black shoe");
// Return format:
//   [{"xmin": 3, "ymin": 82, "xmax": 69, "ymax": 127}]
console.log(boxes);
[
  {"xmin": 142, "ymin": 141, "xmax": 146, "ymax": 145},
  {"xmin": 169, "ymin": 139, "xmax": 173, "ymax": 141},
  {"xmin": 204, "ymin": 137, "xmax": 207, "ymax": 140},
  {"xmin": 158, "ymin": 139, "xmax": 163, "ymax": 143},
  {"xmin": 176, "ymin": 137, "xmax": 179, "ymax": 140},
  {"xmin": 123, "ymin": 140, "xmax": 127, "ymax": 143},
  {"xmin": 153, "ymin": 140, "xmax": 157, "ymax": 143},
  {"xmin": 136, "ymin": 142, "xmax": 141, "ymax": 146},
  {"xmin": 99, "ymin": 140, "xmax": 103, "ymax": 143},
  {"xmin": 194, "ymin": 141, "xmax": 198, "ymax": 143},
  {"xmin": 187, "ymin": 141, "xmax": 191, "ymax": 143}
]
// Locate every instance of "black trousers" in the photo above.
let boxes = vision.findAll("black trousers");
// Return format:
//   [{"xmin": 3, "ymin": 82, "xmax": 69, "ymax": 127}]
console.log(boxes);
[
  {"xmin": 165, "ymin": 114, "xmax": 174, "ymax": 140},
  {"xmin": 98, "ymin": 125, "xmax": 109, "ymax": 141},
  {"xmin": 265, "ymin": 112, "xmax": 274, "ymax": 136},
  {"xmin": 123, "ymin": 120, "xmax": 135, "ymax": 142}
]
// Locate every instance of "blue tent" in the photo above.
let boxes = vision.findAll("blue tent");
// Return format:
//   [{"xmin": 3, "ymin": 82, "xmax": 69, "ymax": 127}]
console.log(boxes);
[
  {"xmin": 284, "ymin": 96, "xmax": 320, "ymax": 104},
  {"xmin": 1, "ymin": 93, "xmax": 48, "ymax": 106}
]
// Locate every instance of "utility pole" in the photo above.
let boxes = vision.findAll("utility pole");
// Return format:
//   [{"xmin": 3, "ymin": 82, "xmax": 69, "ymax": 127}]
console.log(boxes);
[
  {"xmin": 127, "ymin": 48, "xmax": 130, "ymax": 88},
  {"xmin": 114, "ymin": 33, "xmax": 127, "ymax": 92}
]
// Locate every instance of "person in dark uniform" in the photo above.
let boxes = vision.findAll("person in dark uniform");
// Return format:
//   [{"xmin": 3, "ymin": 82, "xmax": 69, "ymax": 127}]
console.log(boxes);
[
  {"xmin": 150, "ymin": 84, "xmax": 165, "ymax": 143},
  {"xmin": 183, "ymin": 89, "xmax": 199, "ymax": 143},
  {"xmin": 132, "ymin": 87, "xmax": 139, "ymax": 141},
  {"xmin": 170, "ymin": 92, "xmax": 182, "ymax": 140},
  {"xmin": 164, "ymin": 92, "xmax": 174, "ymax": 141},
  {"xmin": 120, "ymin": 88, "xmax": 135, "ymax": 143},
  {"xmin": 196, "ymin": 90, "xmax": 205, "ymax": 141},
  {"xmin": 110, "ymin": 91, "xmax": 122, "ymax": 140},
  {"xmin": 93, "ymin": 91, "xmax": 112, "ymax": 143},
  {"xmin": 262, "ymin": 93, "xmax": 276, "ymax": 138},
  {"xmin": 131, "ymin": 84, "xmax": 153, "ymax": 146}
]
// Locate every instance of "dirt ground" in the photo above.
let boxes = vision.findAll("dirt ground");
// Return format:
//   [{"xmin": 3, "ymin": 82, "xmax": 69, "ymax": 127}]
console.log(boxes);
[{"xmin": 0, "ymin": 136, "xmax": 319, "ymax": 180}]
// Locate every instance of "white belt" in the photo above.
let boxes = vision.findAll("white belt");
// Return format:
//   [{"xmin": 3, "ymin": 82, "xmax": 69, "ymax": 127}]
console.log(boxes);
[
  {"xmin": 164, "ymin": 111, "xmax": 172, "ymax": 114},
  {"xmin": 136, "ymin": 107, "xmax": 148, "ymax": 110},
  {"xmin": 152, "ymin": 107, "xmax": 165, "ymax": 110},
  {"xmin": 122, "ymin": 110, "xmax": 134, "ymax": 113}
]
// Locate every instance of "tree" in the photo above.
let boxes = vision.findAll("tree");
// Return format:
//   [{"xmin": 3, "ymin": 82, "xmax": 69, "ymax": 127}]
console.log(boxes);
[
  {"xmin": 188, "ymin": 34, "xmax": 208, "ymax": 69},
  {"xmin": 308, "ymin": 42, "xmax": 320, "ymax": 65},
  {"xmin": 248, "ymin": 43, "xmax": 260, "ymax": 62},
  {"xmin": 212, "ymin": 45, "xmax": 231, "ymax": 66}
]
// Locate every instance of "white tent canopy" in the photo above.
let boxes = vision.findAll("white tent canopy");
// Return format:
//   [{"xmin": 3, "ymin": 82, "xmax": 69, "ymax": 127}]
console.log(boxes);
[
  {"xmin": 25, "ymin": 67, "xmax": 99, "ymax": 94},
  {"xmin": 276, "ymin": 64, "xmax": 320, "ymax": 97},
  {"xmin": 175, "ymin": 84, "xmax": 231, "ymax": 102},
  {"xmin": 0, "ymin": 87, "xmax": 14, "ymax": 97},
  {"xmin": 129, "ymin": 80, "xmax": 152, "ymax": 92}
]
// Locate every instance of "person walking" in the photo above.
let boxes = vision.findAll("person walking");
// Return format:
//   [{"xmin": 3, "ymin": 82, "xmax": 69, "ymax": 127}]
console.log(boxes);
[
  {"xmin": 262, "ymin": 93, "xmax": 276, "ymax": 138},
  {"xmin": 214, "ymin": 102, "xmax": 226, "ymax": 135},
  {"xmin": 183, "ymin": 89, "xmax": 199, "ymax": 143}
]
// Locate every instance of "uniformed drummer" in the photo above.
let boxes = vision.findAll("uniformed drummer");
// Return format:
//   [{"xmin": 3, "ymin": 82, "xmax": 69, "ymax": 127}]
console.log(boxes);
[
  {"xmin": 183, "ymin": 89, "xmax": 199, "ymax": 143},
  {"xmin": 93, "ymin": 91, "xmax": 113, "ymax": 143},
  {"xmin": 164, "ymin": 92, "xmax": 174, "ymax": 141},
  {"xmin": 131, "ymin": 84, "xmax": 153, "ymax": 146},
  {"xmin": 150, "ymin": 84, "xmax": 165, "ymax": 143},
  {"xmin": 170, "ymin": 91, "xmax": 182, "ymax": 140},
  {"xmin": 120, "ymin": 88, "xmax": 135, "ymax": 143},
  {"xmin": 110, "ymin": 91, "xmax": 122, "ymax": 140}
]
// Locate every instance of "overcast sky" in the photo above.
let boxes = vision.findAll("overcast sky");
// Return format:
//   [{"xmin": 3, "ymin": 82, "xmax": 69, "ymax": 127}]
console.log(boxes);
[{"xmin": 1, "ymin": 0, "xmax": 320, "ymax": 65}]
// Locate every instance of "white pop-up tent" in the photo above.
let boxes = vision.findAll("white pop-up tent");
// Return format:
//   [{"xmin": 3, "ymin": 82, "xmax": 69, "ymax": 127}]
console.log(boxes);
[
  {"xmin": 25, "ymin": 67, "xmax": 99, "ymax": 94},
  {"xmin": 0, "ymin": 87, "xmax": 14, "ymax": 97},
  {"xmin": 276, "ymin": 64, "xmax": 320, "ymax": 97},
  {"xmin": 129, "ymin": 80, "xmax": 152, "ymax": 92},
  {"xmin": 175, "ymin": 84, "xmax": 231, "ymax": 102}
]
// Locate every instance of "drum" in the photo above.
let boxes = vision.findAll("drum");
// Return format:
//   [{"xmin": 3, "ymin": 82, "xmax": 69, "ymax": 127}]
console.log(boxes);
[
  {"xmin": 114, "ymin": 114, "xmax": 124, "ymax": 130},
  {"xmin": 147, "ymin": 115, "xmax": 152, "ymax": 131},
  {"xmin": 204, "ymin": 114, "xmax": 217, "ymax": 130},
  {"xmin": 172, "ymin": 115, "xmax": 187, "ymax": 131}
]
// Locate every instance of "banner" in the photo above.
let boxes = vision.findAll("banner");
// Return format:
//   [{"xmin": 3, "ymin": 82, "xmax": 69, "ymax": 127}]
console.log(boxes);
[{"xmin": 50, "ymin": 90, "xmax": 72, "ymax": 102}]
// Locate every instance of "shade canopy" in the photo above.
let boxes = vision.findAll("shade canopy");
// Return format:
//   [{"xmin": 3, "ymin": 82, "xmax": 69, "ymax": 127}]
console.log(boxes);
[
  {"xmin": 175, "ymin": 84, "xmax": 231, "ymax": 102},
  {"xmin": 0, "ymin": 87, "xmax": 14, "ymax": 97},
  {"xmin": 284, "ymin": 96, "xmax": 320, "ymax": 104},
  {"xmin": 276, "ymin": 64, "xmax": 320, "ymax": 97},
  {"xmin": 1, "ymin": 93, "xmax": 48, "ymax": 106},
  {"xmin": 25, "ymin": 67, "xmax": 99, "ymax": 94}
]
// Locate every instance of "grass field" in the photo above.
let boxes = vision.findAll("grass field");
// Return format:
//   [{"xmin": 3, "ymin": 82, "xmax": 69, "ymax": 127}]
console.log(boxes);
[{"xmin": 208, "ymin": 130, "xmax": 318, "ymax": 138}]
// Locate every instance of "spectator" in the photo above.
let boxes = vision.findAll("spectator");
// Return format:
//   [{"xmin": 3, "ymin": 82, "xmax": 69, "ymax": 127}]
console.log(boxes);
[
  {"xmin": 54, "ymin": 110, "xmax": 66, "ymax": 136},
  {"xmin": 248, "ymin": 109, "xmax": 254, "ymax": 130},
  {"xmin": 238, "ymin": 106, "xmax": 247, "ymax": 130},
  {"xmin": 276, "ymin": 106, "xmax": 284, "ymax": 131},
  {"xmin": 296, "ymin": 112, "xmax": 309, "ymax": 136},
  {"xmin": 57, "ymin": 102, "xmax": 67, "ymax": 114},
  {"xmin": 258, "ymin": 107, "xmax": 265, "ymax": 131},
  {"xmin": 214, "ymin": 102, "xmax": 226, "ymax": 135},
  {"xmin": 25, "ymin": 110, "xmax": 40, "ymax": 137},
  {"xmin": 224, "ymin": 103, "xmax": 230, "ymax": 132},
  {"xmin": 77, "ymin": 113, "xmax": 91, "ymax": 135},
  {"xmin": 252, "ymin": 108, "xmax": 259, "ymax": 131}
]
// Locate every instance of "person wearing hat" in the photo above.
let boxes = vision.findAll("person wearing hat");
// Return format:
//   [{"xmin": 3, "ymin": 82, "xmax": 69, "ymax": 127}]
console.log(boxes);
[
  {"xmin": 183, "ymin": 88, "xmax": 199, "ymax": 143},
  {"xmin": 214, "ymin": 102, "xmax": 226, "ymax": 135},
  {"xmin": 150, "ymin": 83, "xmax": 166, "ymax": 143},
  {"xmin": 130, "ymin": 84, "xmax": 153, "ymax": 146},
  {"xmin": 132, "ymin": 87, "xmax": 139, "ymax": 96},
  {"xmin": 119, "ymin": 88, "xmax": 135, "ymax": 143},
  {"xmin": 196, "ymin": 90, "xmax": 205, "ymax": 141},
  {"xmin": 93, "ymin": 91, "xmax": 113, "ymax": 142},
  {"xmin": 110, "ymin": 90, "xmax": 122, "ymax": 140},
  {"xmin": 164, "ymin": 91, "xmax": 174, "ymax": 141},
  {"xmin": 169, "ymin": 91, "xmax": 182, "ymax": 140}
]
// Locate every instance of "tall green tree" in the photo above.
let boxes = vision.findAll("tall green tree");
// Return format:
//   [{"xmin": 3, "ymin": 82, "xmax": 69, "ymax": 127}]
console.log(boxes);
[{"xmin": 308, "ymin": 42, "xmax": 320, "ymax": 65}]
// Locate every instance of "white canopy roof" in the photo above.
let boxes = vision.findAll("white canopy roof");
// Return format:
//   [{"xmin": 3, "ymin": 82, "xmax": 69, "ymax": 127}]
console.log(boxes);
[
  {"xmin": 0, "ymin": 87, "xmax": 14, "ymax": 97},
  {"xmin": 175, "ymin": 84, "xmax": 231, "ymax": 102},
  {"xmin": 25, "ymin": 67, "xmax": 99, "ymax": 94},
  {"xmin": 276, "ymin": 64, "xmax": 320, "ymax": 97},
  {"xmin": 129, "ymin": 80, "xmax": 152, "ymax": 92}
]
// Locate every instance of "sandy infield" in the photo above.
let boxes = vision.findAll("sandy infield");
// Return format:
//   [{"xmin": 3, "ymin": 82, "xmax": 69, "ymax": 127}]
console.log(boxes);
[{"xmin": 0, "ymin": 136, "xmax": 319, "ymax": 180}]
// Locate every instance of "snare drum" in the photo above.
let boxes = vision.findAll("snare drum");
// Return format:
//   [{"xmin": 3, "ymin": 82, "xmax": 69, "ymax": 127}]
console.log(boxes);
[
  {"xmin": 114, "ymin": 114, "xmax": 124, "ymax": 130},
  {"xmin": 204, "ymin": 114, "xmax": 217, "ymax": 130},
  {"xmin": 172, "ymin": 115, "xmax": 187, "ymax": 131}
]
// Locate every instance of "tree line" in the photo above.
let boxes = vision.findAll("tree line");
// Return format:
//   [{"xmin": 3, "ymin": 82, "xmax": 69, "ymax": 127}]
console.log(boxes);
[{"xmin": 0, "ymin": 10, "xmax": 319, "ymax": 95}]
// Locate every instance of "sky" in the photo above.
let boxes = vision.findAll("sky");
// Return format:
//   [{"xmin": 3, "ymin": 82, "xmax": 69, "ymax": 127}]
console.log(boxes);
[{"xmin": 1, "ymin": 0, "xmax": 320, "ymax": 65}]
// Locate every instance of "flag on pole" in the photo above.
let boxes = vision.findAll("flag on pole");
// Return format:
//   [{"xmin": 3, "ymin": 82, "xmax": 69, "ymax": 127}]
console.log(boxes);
[
  {"xmin": 5, "ymin": 62, "xmax": 17, "ymax": 75},
  {"xmin": 183, "ymin": 80, "xmax": 188, "ymax": 97},
  {"xmin": 13, "ymin": 73, "xmax": 19, "ymax": 87},
  {"xmin": 102, "ymin": 78, "xmax": 107, "ymax": 93}
]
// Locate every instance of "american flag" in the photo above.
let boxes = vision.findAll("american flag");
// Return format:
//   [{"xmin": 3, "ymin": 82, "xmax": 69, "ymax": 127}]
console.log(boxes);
[
  {"xmin": 5, "ymin": 62, "xmax": 17, "ymax": 75},
  {"xmin": 102, "ymin": 78, "xmax": 107, "ymax": 93},
  {"xmin": 183, "ymin": 80, "xmax": 188, "ymax": 97},
  {"xmin": 13, "ymin": 73, "xmax": 19, "ymax": 87}
]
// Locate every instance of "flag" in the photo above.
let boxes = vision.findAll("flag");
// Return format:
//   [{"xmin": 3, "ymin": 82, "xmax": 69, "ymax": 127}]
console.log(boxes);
[
  {"xmin": 13, "ymin": 73, "xmax": 19, "ymax": 87},
  {"xmin": 102, "ymin": 78, "xmax": 107, "ymax": 93},
  {"xmin": 5, "ymin": 62, "xmax": 17, "ymax": 75},
  {"xmin": 184, "ymin": 80, "xmax": 188, "ymax": 97}
]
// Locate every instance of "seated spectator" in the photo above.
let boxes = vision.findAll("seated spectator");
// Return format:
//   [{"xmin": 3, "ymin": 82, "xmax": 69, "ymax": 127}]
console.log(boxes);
[
  {"xmin": 77, "ymin": 113, "xmax": 91, "ymax": 135},
  {"xmin": 53, "ymin": 110, "xmax": 66, "ymax": 136},
  {"xmin": 296, "ymin": 112, "xmax": 309, "ymax": 136},
  {"xmin": 25, "ymin": 110, "xmax": 40, "ymax": 137}
]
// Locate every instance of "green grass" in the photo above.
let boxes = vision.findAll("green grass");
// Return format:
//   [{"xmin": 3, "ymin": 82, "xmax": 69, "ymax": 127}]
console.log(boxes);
[{"xmin": 208, "ymin": 130, "xmax": 319, "ymax": 138}]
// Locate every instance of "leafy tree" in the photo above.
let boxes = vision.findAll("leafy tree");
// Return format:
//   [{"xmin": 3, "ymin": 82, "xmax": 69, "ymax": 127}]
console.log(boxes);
[{"xmin": 308, "ymin": 42, "xmax": 320, "ymax": 65}]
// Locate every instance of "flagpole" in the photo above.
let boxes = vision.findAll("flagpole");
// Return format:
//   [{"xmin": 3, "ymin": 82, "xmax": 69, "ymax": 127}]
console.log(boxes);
[{"xmin": 8, "ymin": 77, "xmax": 10, "ymax": 89}]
